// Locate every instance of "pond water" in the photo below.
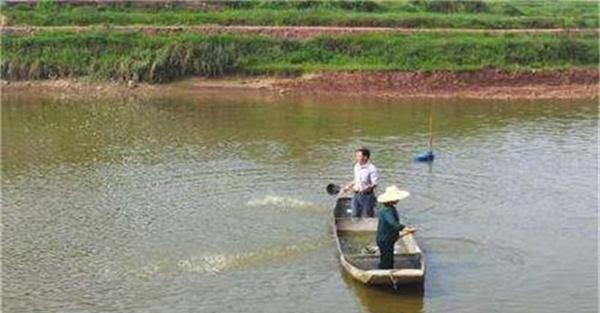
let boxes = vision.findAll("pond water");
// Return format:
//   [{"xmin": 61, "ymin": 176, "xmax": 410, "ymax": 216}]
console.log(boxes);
[{"xmin": 2, "ymin": 90, "xmax": 597, "ymax": 313}]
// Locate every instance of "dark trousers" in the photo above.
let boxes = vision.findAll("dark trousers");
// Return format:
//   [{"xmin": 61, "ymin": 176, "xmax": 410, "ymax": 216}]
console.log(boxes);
[
  {"xmin": 351, "ymin": 193, "xmax": 375, "ymax": 217},
  {"xmin": 377, "ymin": 240, "xmax": 395, "ymax": 269}
]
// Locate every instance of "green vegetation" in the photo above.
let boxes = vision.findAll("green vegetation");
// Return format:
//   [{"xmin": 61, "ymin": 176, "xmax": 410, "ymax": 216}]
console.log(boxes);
[
  {"xmin": 2, "ymin": 31, "xmax": 597, "ymax": 83},
  {"xmin": 2, "ymin": 0, "xmax": 598, "ymax": 29},
  {"xmin": 1, "ymin": 1, "xmax": 597, "ymax": 83}
]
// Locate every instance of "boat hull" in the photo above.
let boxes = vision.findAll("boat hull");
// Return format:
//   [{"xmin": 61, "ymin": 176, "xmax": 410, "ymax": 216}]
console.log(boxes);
[{"xmin": 332, "ymin": 196, "xmax": 425, "ymax": 287}]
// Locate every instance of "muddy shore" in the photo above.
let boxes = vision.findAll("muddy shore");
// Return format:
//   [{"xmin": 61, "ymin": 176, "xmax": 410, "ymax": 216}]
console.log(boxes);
[{"xmin": 2, "ymin": 69, "xmax": 598, "ymax": 100}]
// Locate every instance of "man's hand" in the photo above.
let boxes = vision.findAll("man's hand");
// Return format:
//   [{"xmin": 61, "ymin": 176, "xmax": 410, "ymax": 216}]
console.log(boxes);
[
  {"xmin": 402, "ymin": 227, "xmax": 417, "ymax": 235},
  {"xmin": 337, "ymin": 186, "xmax": 349, "ymax": 197},
  {"xmin": 362, "ymin": 185, "xmax": 375, "ymax": 193}
]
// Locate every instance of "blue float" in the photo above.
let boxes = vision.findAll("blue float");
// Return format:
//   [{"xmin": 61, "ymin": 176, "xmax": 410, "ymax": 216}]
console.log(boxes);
[
  {"xmin": 415, "ymin": 150, "xmax": 435, "ymax": 162},
  {"xmin": 415, "ymin": 114, "xmax": 435, "ymax": 163}
]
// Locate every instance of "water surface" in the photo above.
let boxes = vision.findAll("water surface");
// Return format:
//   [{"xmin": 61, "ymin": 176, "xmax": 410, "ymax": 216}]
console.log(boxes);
[{"xmin": 2, "ymin": 91, "xmax": 597, "ymax": 313}]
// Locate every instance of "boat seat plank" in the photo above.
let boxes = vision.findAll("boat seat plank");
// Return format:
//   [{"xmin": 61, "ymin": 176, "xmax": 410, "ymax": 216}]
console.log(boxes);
[{"xmin": 346, "ymin": 254, "xmax": 422, "ymax": 270}]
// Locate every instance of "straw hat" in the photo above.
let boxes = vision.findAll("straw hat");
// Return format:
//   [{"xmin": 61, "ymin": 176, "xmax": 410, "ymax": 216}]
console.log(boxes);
[{"xmin": 377, "ymin": 185, "xmax": 410, "ymax": 203}]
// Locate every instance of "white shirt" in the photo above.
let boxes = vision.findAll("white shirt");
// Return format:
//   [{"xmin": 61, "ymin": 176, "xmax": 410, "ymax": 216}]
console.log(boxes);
[{"xmin": 353, "ymin": 162, "xmax": 378, "ymax": 192}]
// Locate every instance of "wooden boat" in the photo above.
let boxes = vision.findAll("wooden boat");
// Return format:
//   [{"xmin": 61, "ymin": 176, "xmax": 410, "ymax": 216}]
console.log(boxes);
[{"xmin": 333, "ymin": 196, "xmax": 425, "ymax": 286}]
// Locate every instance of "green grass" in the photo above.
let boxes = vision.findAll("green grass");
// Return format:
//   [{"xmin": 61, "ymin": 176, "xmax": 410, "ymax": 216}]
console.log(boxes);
[
  {"xmin": 1, "ymin": 30, "xmax": 597, "ymax": 82},
  {"xmin": 2, "ymin": 0, "xmax": 598, "ymax": 28}
]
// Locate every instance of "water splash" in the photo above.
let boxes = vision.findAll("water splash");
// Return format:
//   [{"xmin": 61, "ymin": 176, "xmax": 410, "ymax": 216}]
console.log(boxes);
[
  {"xmin": 133, "ymin": 236, "xmax": 333, "ymax": 280},
  {"xmin": 247, "ymin": 196, "xmax": 311, "ymax": 208},
  {"xmin": 246, "ymin": 195, "xmax": 325, "ymax": 213}
]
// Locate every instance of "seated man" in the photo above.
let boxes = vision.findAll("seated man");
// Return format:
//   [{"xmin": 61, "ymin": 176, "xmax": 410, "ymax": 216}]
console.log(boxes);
[{"xmin": 376, "ymin": 185, "xmax": 415, "ymax": 269}]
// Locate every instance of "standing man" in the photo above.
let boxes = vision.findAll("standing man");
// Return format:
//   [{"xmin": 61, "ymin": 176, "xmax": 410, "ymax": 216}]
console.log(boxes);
[{"xmin": 340, "ymin": 148, "xmax": 378, "ymax": 217}]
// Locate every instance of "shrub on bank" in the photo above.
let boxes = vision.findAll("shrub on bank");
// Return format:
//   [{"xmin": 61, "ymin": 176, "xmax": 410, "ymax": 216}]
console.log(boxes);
[{"xmin": 1, "ymin": 31, "xmax": 597, "ymax": 83}]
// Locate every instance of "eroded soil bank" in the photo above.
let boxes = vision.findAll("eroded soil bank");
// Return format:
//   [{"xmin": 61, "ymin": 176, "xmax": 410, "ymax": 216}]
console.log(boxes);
[{"xmin": 2, "ymin": 69, "xmax": 597, "ymax": 100}]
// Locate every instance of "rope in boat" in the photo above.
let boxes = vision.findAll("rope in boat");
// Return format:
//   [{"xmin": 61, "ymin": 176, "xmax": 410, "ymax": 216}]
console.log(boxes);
[{"xmin": 389, "ymin": 270, "xmax": 401, "ymax": 290}]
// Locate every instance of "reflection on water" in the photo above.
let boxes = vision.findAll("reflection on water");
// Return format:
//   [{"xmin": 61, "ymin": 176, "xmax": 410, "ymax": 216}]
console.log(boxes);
[
  {"xmin": 1, "ymin": 91, "xmax": 597, "ymax": 313},
  {"xmin": 342, "ymin": 271, "xmax": 424, "ymax": 313}
]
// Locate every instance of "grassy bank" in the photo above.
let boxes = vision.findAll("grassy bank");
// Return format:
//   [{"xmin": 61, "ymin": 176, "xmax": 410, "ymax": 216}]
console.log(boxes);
[
  {"xmin": 1, "ymin": 30, "xmax": 597, "ymax": 83},
  {"xmin": 2, "ymin": 0, "xmax": 598, "ymax": 29}
]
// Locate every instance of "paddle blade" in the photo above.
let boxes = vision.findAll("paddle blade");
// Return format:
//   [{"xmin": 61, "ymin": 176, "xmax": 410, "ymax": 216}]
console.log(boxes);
[{"xmin": 326, "ymin": 184, "xmax": 341, "ymax": 195}]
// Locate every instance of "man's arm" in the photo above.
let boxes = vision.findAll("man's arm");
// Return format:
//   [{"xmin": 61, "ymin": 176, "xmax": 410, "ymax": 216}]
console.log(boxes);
[
  {"xmin": 340, "ymin": 181, "xmax": 354, "ymax": 193},
  {"xmin": 382, "ymin": 210, "xmax": 405, "ymax": 233}
]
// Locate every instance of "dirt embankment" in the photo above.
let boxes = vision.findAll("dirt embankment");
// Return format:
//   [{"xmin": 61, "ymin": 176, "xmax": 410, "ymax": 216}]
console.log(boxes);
[
  {"xmin": 181, "ymin": 69, "xmax": 599, "ymax": 99},
  {"xmin": 3, "ymin": 69, "xmax": 598, "ymax": 99},
  {"xmin": 270, "ymin": 69, "xmax": 599, "ymax": 99}
]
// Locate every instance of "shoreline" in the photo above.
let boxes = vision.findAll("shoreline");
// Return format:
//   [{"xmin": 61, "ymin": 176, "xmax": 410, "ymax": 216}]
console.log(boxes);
[{"xmin": 2, "ymin": 69, "xmax": 598, "ymax": 100}]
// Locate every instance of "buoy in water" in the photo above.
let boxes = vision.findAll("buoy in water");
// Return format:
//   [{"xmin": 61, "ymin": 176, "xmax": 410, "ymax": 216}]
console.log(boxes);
[
  {"xmin": 415, "ymin": 114, "xmax": 436, "ymax": 163},
  {"xmin": 415, "ymin": 150, "xmax": 435, "ymax": 162}
]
